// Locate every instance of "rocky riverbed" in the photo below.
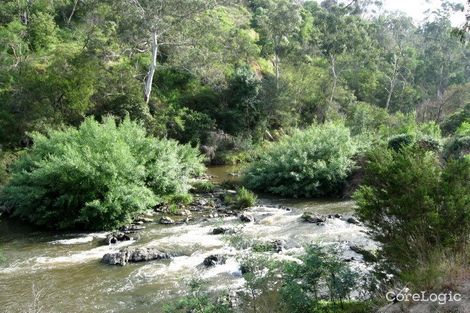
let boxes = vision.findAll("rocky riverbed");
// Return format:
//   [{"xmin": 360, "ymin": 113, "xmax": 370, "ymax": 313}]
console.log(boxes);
[{"xmin": 0, "ymin": 168, "xmax": 377, "ymax": 313}]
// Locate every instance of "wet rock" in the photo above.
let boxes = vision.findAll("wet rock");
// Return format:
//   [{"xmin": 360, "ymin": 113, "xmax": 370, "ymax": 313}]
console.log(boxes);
[
  {"xmin": 212, "ymin": 227, "xmax": 228, "ymax": 235},
  {"xmin": 120, "ymin": 225, "xmax": 145, "ymax": 232},
  {"xmin": 104, "ymin": 232, "xmax": 132, "ymax": 245},
  {"xmin": 240, "ymin": 213, "xmax": 255, "ymax": 223},
  {"xmin": 343, "ymin": 257, "xmax": 356, "ymax": 262},
  {"xmin": 203, "ymin": 255, "xmax": 226, "ymax": 267},
  {"xmin": 159, "ymin": 216, "xmax": 175, "ymax": 225},
  {"xmin": 346, "ymin": 217, "xmax": 360, "ymax": 224},
  {"xmin": 134, "ymin": 216, "xmax": 153, "ymax": 223},
  {"xmin": 349, "ymin": 244, "xmax": 378, "ymax": 262},
  {"xmin": 174, "ymin": 209, "xmax": 192, "ymax": 217},
  {"xmin": 102, "ymin": 247, "xmax": 170, "ymax": 266},
  {"xmin": 273, "ymin": 239, "xmax": 286, "ymax": 253},
  {"xmin": 334, "ymin": 213, "xmax": 342, "ymax": 218},
  {"xmin": 301, "ymin": 212, "xmax": 326, "ymax": 224}
]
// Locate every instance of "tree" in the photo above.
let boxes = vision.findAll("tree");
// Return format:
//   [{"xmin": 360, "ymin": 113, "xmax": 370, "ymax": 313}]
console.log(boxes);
[{"xmin": 113, "ymin": 0, "xmax": 218, "ymax": 104}]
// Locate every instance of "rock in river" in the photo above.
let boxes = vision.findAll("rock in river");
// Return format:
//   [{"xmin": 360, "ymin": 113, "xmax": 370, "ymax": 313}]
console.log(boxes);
[
  {"xmin": 159, "ymin": 216, "xmax": 175, "ymax": 225},
  {"xmin": 240, "ymin": 213, "xmax": 255, "ymax": 223},
  {"xmin": 104, "ymin": 232, "xmax": 133, "ymax": 245},
  {"xmin": 301, "ymin": 212, "xmax": 326, "ymax": 224},
  {"xmin": 203, "ymin": 255, "xmax": 226, "ymax": 267},
  {"xmin": 102, "ymin": 247, "xmax": 170, "ymax": 266}
]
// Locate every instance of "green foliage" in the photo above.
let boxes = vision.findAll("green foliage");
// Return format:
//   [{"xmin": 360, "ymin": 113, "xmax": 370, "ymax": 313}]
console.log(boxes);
[
  {"xmin": 0, "ymin": 150, "xmax": 19, "ymax": 186},
  {"xmin": 191, "ymin": 181, "xmax": 217, "ymax": 193},
  {"xmin": 163, "ymin": 279, "xmax": 232, "ymax": 313},
  {"xmin": 28, "ymin": 12, "xmax": 57, "ymax": 51},
  {"xmin": 280, "ymin": 245, "xmax": 359, "ymax": 313},
  {"xmin": 443, "ymin": 136, "xmax": 470, "ymax": 160},
  {"xmin": 224, "ymin": 187, "xmax": 257, "ymax": 210},
  {"xmin": 354, "ymin": 146, "xmax": 470, "ymax": 283},
  {"xmin": 387, "ymin": 133, "xmax": 414, "ymax": 151},
  {"xmin": 0, "ymin": 117, "xmax": 203, "ymax": 230},
  {"xmin": 441, "ymin": 103, "xmax": 470, "ymax": 135},
  {"xmin": 243, "ymin": 122, "xmax": 357, "ymax": 197}
]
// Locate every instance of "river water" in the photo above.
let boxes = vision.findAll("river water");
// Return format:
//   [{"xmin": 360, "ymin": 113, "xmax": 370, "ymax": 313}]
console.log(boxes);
[{"xmin": 0, "ymin": 166, "xmax": 375, "ymax": 313}]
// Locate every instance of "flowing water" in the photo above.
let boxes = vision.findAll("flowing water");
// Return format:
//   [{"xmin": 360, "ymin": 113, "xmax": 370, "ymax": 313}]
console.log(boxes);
[{"xmin": 0, "ymin": 166, "xmax": 375, "ymax": 313}]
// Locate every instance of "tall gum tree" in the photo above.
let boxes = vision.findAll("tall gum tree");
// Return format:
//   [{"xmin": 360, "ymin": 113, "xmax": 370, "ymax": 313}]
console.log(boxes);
[{"xmin": 114, "ymin": 0, "xmax": 217, "ymax": 104}]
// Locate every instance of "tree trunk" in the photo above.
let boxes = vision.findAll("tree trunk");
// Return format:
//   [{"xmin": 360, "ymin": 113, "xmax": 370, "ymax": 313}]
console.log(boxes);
[
  {"xmin": 329, "ymin": 54, "xmax": 337, "ymax": 106},
  {"xmin": 67, "ymin": 0, "xmax": 80, "ymax": 25},
  {"xmin": 274, "ymin": 36, "xmax": 280, "ymax": 91},
  {"xmin": 144, "ymin": 31, "xmax": 158, "ymax": 104},
  {"xmin": 385, "ymin": 54, "xmax": 399, "ymax": 111}
]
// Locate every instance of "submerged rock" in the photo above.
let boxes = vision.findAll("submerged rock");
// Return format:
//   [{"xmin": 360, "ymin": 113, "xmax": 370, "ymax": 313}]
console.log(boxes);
[
  {"xmin": 273, "ymin": 239, "xmax": 286, "ymax": 253},
  {"xmin": 203, "ymin": 255, "xmax": 226, "ymax": 267},
  {"xmin": 102, "ymin": 247, "xmax": 170, "ymax": 266},
  {"xmin": 159, "ymin": 216, "xmax": 175, "ymax": 225},
  {"xmin": 239, "ymin": 213, "xmax": 255, "ymax": 223},
  {"xmin": 301, "ymin": 212, "xmax": 326, "ymax": 224}
]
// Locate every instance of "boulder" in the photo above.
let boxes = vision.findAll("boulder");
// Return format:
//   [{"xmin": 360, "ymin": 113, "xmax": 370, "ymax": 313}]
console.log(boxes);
[
  {"xmin": 104, "ymin": 232, "xmax": 132, "ymax": 245},
  {"xmin": 212, "ymin": 227, "xmax": 228, "ymax": 235},
  {"xmin": 159, "ymin": 216, "xmax": 175, "ymax": 225},
  {"xmin": 240, "ymin": 213, "xmax": 255, "ymax": 223},
  {"xmin": 349, "ymin": 244, "xmax": 377, "ymax": 262},
  {"xmin": 301, "ymin": 212, "xmax": 326, "ymax": 224},
  {"xmin": 120, "ymin": 225, "xmax": 145, "ymax": 232},
  {"xmin": 102, "ymin": 247, "xmax": 170, "ymax": 266},
  {"xmin": 203, "ymin": 255, "xmax": 226, "ymax": 267},
  {"xmin": 273, "ymin": 239, "xmax": 286, "ymax": 253},
  {"xmin": 346, "ymin": 217, "xmax": 360, "ymax": 224}
]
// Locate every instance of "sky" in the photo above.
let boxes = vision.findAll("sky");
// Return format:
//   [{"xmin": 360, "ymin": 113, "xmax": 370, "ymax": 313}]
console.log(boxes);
[{"xmin": 380, "ymin": 0, "xmax": 467, "ymax": 26}]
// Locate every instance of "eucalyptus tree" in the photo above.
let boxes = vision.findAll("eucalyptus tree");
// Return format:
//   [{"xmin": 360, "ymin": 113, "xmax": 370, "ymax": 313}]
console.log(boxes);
[
  {"xmin": 113, "ymin": 0, "xmax": 218, "ymax": 104},
  {"xmin": 252, "ymin": 0, "xmax": 302, "ymax": 91}
]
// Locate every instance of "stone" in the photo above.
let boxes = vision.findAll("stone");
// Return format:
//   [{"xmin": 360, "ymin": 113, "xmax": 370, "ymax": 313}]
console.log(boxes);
[
  {"xmin": 102, "ymin": 247, "xmax": 170, "ymax": 266},
  {"xmin": 346, "ymin": 217, "xmax": 359, "ymax": 224},
  {"xmin": 159, "ymin": 216, "xmax": 175, "ymax": 225},
  {"xmin": 349, "ymin": 244, "xmax": 377, "ymax": 262},
  {"xmin": 301, "ymin": 212, "xmax": 326, "ymax": 224},
  {"xmin": 203, "ymin": 255, "xmax": 226, "ymax": 267},
  {"xmin": 104, "ymin": 232, "xmax": 132, "ymax": 245},
  {"xmin": 240, "ymin": 213, "xmax": 255, "ymax": 223},
  {"xmin": 273, "ymin": 239, "xmax": 286, "ymax": 253},
  {"xmin": 212, "ymin": 227, "xmax": 228, "ymax": 235}
]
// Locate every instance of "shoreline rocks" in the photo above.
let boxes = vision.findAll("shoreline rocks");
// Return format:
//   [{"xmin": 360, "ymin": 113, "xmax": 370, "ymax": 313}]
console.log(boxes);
[{"xmin": 301, "ymin": 212, "xmax": 326, "ymax": 225}]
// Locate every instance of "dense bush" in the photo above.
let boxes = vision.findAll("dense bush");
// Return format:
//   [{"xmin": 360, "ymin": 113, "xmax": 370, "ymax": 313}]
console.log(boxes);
[
  {"xmin": 443, "ymin": 135, "xmax": 470, "ymax": 160},
  {"xmin": 0, "ymin": 117, "xmax": 204, "ymax": 230},
  {"xmin": 243, "ymin": 122, "xmax": 357, "ymax": 197},
  {"xmin": 354, "ymin": 146, "xmax": 470, "ymax": 281},
  {"xmin": 281, "ymin": 245, "xmax": 360, "ymax": 313}
]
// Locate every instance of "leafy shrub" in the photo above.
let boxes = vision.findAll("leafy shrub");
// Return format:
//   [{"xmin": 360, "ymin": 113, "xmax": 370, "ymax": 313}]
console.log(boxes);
[
  {"xmin": 387, "ymin": 133, "xmax": 414, "ymax": 151},
  {"xmin": 0, "ymin": 117, "xmax": 204, "ymax": 230},
  {"xmin": 163, "ymin": 279, "xmax": 232, "ymax": 313},
  {"xmin": 443, "ymin": 136, "xmax": 470, "ymax": 160},
  {"xmin": 441, "ymin": 103, "xmax": 470, "ymax": 135},
  {"xmin": 224, "ymin": 187, "xmax": 257, "ymax": 210},
  {"xmin": 281, "ymin": 245, "xmax": 359, "ymax": 313},
  {"xmin": 243, "ymin": 122, "xmax": 357, "ymax": 197},
  {"xmin": 0, "ymin": 150, "xmax": 19, "ymax": 186},
  {"xmin": 354, "ymin": 146, "xmax": 470, "ymax": 284}
]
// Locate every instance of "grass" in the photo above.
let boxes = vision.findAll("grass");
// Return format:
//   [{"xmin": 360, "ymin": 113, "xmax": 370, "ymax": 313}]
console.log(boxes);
[
  {"xmin": 224, "ymin": 187, "xmax": 257, "ymax": 210},
  {"xmin": 191, "ymin": 180, "xmax": 217, "ymax": 193}
]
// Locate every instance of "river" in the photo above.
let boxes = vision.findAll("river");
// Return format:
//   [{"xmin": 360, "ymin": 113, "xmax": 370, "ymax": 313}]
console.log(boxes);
[{"xmin": 0, "ymin": 166, "xmax": 375, "ymax": 313}]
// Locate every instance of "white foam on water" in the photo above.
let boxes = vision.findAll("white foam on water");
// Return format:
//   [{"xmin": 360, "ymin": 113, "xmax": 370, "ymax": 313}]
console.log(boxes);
[{"xmin": 49, "ymin": 236, "xmax": 95, "ymax": 245}]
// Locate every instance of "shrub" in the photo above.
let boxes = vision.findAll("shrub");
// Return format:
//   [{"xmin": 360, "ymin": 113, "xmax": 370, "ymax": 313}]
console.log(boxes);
[
  {"xmin": 354, "ymin": 146, "xmax": 470, "ymax": 286},
  {"xmin": 443, "ymin": 136, "xmax": 470, "ymax": 160},
  {"xmin": 0, "ymin": 117, "xmax": 204, "ymax": 230},
  {"xmin": 387, "ymin": 133, "xmax": 414, "ymax": 151},
  {"xmin": 243, "ymin": 122, "xmax": 357, "ymax": 197},
  {"xmin": 280, "ymin": 245, "xmax": 359, "ymax": 313},
  {"xmin": 224, "ymin": 187, "xmax": 257, "ymax": 210},
  {"xmin": 163, "ymin": 279, "xmax": 232, "ymax": 313}
]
